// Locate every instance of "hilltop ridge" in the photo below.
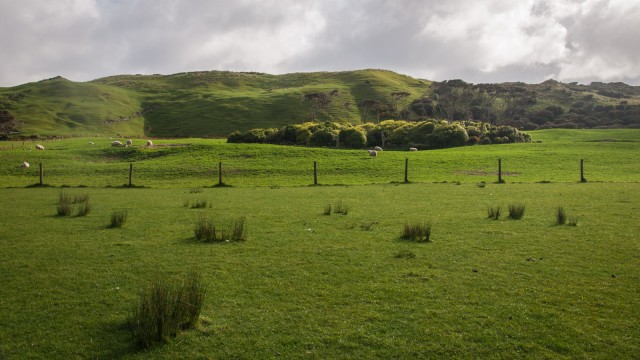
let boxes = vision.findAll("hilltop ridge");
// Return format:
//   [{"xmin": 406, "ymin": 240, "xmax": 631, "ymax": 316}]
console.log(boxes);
[{"xmin": 1, "ymin": 69, "xmax": 638, "ymax": 138}]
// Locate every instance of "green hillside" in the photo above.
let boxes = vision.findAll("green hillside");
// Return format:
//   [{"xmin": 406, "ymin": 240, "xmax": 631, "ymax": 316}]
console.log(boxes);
[{"xmin": 1, "ymin": 70, "xmax": 639, "ymax": 138}]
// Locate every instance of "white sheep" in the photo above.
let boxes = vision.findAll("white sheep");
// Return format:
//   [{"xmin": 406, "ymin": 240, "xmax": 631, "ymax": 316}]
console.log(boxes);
[
  {"xmin": 368, "ymin": 149, "xmax": 377, "ymax": 157},
  {"xmin": 88, "ymin": 141, "xmax": 94, "ymax": 145},
  {"xmin": 146, "ymin": 140, "xmax": 153, "ymax": 147},
  {"xmin": 409, "ymin": 147, "xmax": 418, "ymax": 151},
  {"xmin": 35, "ymin": 144, "xmax": 45, "ymax": 150},
  {"xmin": 374, "ymin": 146, "xmax": 383, "ymax": 151},
  {"xmin": 125, "ymin": 139, "xmax": 133, "ymax": 147},
  {"xmin": 111, "ymin": 141, "xmax": 124, "ymax": 147},
  {"xmin": 20, "ymin": 161, "xmax": 30, "ymax": 168}
]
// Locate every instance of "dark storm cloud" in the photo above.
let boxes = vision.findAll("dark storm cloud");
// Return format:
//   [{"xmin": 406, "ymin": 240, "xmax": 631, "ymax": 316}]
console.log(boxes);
[{"xmin": 0, "ymin": 0, "xmax": 638, "ymax": 86}]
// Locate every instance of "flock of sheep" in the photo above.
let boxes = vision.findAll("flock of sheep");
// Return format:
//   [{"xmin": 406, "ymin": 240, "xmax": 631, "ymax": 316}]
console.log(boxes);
[
  {"xmin": 367, "ymin": 146, "xmax": 418, "ymax": 157},
  {"xmin": 19, "ymin": 139, "xmax": 154, "ymax": 169}
]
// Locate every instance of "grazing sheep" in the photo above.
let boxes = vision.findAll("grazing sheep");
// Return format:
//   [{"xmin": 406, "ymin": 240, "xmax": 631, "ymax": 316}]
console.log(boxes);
[
  {"xmin": 35, "ymin": 144, "xmax": 45, "ymax": 150},
  {"xmin": 374, "ymin": 146, "xmax": 383, "ymax": 151},
  {"xmin": 368, "ymin": 149, "xmax": 377, "ymax": 157},
  {"xmin": 20, "ymin": 161, "xmax": 30, "ymax": 168},
  {"xmin": 146, "ymin": 140, "xmax": 153, "ymax": 147},
  {"xmin": 111, "ymin": 141, "xmax": 124, "ymax": 147},
  {"xmin": 125, "ymin": 139, "xmax": 133, "ymax": 147},
  {"xmin": 88, "ymin": 141, "xmax": 94, "ymax": 145},
  {"xmin": 409, "ymin": 147, "xmax": 418, "ymax": 151}
]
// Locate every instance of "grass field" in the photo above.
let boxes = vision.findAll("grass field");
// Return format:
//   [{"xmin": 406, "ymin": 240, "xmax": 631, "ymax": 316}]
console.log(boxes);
[
  {"xmin": 0, "ymin": 129, "xmax": 639, "ymax": 188},
  {"xmin": 0, "ymin": 129, "xmax": 639, "ymax": 359}
]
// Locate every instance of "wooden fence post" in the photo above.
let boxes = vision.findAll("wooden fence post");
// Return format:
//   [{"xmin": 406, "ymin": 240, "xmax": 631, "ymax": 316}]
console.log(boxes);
[
  {"xmin": 404, "ymin": 158, "xmax": 409, "ymax": 183},
  {"xmin": 498, "ymin": 158, "xmax": 505, "ymax": 183},
  {"xmin": 39, "ymin": 162, "xmax": 43, "ymax": 186},
  {"xmin": 128, "ymin": 163, "xmax": 133, "ymax": 187},
  {"xmin": 580, "ymin": 159, "xmax": 587, "ymax": 183},
  {"xmin": 218, "ymin": 161, "xmax": 223, "ymax": 186},
  {"xmin": 313, "ymin": 161, "xmax": 318, "ymax": 185}
]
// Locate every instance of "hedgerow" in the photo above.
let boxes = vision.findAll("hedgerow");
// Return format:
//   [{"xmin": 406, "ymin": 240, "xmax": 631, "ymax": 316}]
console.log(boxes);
[{"xmin": 227, "ymin": 120, "xmax": 530, "ymax": 150}]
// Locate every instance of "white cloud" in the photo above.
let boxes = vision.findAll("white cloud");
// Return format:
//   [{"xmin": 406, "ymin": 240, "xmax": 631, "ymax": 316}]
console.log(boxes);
[{"xmin": 0, "ymin": 0, "xmax": 638, "ymax": 86}]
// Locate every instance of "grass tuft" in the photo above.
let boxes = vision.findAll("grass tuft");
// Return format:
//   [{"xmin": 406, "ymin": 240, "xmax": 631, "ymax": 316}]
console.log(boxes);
[
  {"xmin": 508, "ymin": 203, "xmax": 525, "ymax": 220},
  {"xmin": 394, "ymin": 250, "xmax": 416, "ymax": 259},
  {"xmin": 189, "ymin": 188, "xmax": 203, "ymax": 194},
  {"xmin": 556, "ymin": 207, "xmax": 567, "ymax": 225},
  {"xmin": 128, "ymin": 272, "xmax": 206, "ymax": 349},
  {"xmin": 194, "ymin": 216, "xmax": 218, "ymax": 242},
  {"xmin": 110, "ymin": 210, "xmax": 128, "ymax": 228},
  {"xmin": 231, "ymin": 217, "xmax": 247, "ymax": 241},
  {"xmin": 76, "ymin": 201, "xmax": 92, "ymax": 217},
  {"xmin": 568, "ymin": 216, "xmax": 579, "ymax": 226},
  {"xmin": 191, "ymin": 199, "xmax": 209, "ymax": 209},
  {"xmin": 401, "ymin": 222, "xmax": 432, "ymax": 242},
  {"xmin": 487, "ymin": 206, "xmax": 501, "ymax": 220},
  {"xmin": 323, "ymin": 204, "xmax": 332, "ymax": 215},
  {"xmin": 334, "ymin": 199, "xmax": 349, "ymax": 215}
]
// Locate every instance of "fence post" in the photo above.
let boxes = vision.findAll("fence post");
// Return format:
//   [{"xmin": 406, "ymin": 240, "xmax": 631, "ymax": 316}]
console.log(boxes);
[
  {"xmin": 128, "ymin": 163, "xmax": 133, "ymax": 187},
  {"xmin": 498, "ymin": 158, "xmax": 505, "ymax": 183},
  {"xmin": 218, "ymin": 161, "xmax": 223, "ymax": 186},
  {"xmin": 313, "ymin": 161, "xmax": 318, "ymax": 185},
  {"xmin": 39, "ymin": 162, "xmax": 43, "ymax": 186},
  {"xmin": 580, "ymin": 159, "xmax": 587, "ymax": 183},
  {"xmin": 404, "ymin": 158, "xmax": 409, "ymax": 183}
]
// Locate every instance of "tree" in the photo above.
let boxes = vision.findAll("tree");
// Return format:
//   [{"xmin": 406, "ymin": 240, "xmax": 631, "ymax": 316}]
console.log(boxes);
[
  {"xmin": 0, "ymin": 109, "xmax": 19, "ymax": 138},
  {"xmin": 302, "ymin": 92, "xmax": 332, "ymax": 122},
  {"xmin": 389, "ymin": 91, "xmax": 411, "ymax": 120}
]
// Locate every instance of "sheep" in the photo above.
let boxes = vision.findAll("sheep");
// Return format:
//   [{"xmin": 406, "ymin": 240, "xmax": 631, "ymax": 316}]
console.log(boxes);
[
  {"xmin": 35, "ymin": 144, "xmax": 45, "ymax": 150},
  {"xmin": 409, "ymin": 147, "xmax": 418, "ymax": 151},
  {"xmin": 88, "ymin": 142, "xmax": 94, "ymax": 145},
  {"xmin": 368, "ymin": 149, "xmax": 377, "ymax": 157},
  {"xmin": 374, "ymin": 146, "xmax": 383, "ymax": 151},
  {"xmin": 20, "ymin": 161, "xmax": 30, "ymax": 168},
  {"xmin": 111, "ymin": 141, "xmax": 124, "ymax": 147},
  {"xmin": 146, "ymin": 140, "xmax": 153, "ymax": 147},
  {"xmin": 125, "ymin": 139, "xmax": 133, "ymax": 147}
]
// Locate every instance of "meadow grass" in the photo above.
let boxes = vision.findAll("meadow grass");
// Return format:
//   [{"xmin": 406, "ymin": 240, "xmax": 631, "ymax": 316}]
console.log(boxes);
[
  {"xmin": 0, "ymin": 129, "xmax": 639, "ymax": 188},
  {"xmin": 0, "ymin": 183, "xmax": 638, "ymax": 359}
]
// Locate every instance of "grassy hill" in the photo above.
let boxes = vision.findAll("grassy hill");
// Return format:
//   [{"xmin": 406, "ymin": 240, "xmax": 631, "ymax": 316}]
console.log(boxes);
[{"xmin": 1, "ymin": 70, "xmax": 639, "ymax": 138}]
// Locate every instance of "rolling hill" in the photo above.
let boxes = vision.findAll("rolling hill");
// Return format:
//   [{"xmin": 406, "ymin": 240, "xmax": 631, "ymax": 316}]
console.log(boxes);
[{"xmin": 1, "ymin": 70, "xmax": 639, "ymax": 138}]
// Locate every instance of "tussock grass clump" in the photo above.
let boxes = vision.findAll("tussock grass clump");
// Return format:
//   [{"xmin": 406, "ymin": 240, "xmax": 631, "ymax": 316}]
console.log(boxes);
[
  {"xmin": 73, "ymin": 194, "xmax": 90, "ymax": 204},
  {"xmin": 76, "ymin": 201, "xmax": 92, "ymax": 217},
  {"xmin": 189, "ymin": 188, "xmax": 203, "ymax": 194},
  {"xmin": 195, "ymin": 216, "xmax": 247, "ymax": 242},
  {"xmin": 191, "ymin": 199, "xmax": 209, "ymax": 209},
  {"xmin": 56, "ymin": 202, "xmax": 73, "ymax": 216},
  {"xmin": 58, "ymin": 191, "xmax": 72, "ymax": 205},
  {"xmin": 110, "ymin": 210, "xmax": 128, "ymax": 228},
  {"xmin": 487, "ymin": 206, "xmax": 501, "ymax": 220},
  {"xmin": 508, "ymin": 204, "xmax": 526, "ymax": 220},
  {"xmin": 194, "ymin": 216, "xmax": 218, "ymax": 241},
  {"xmin": 334, "ymin": 199, "xmax": 349, "ymax": 215},
  {"xmin": 401, "ymin": 222, "xmax": 432, "ymax": 242},
  {"xmin": 556, "ymin": 207, "xmax": 567, "ymax": 225},
  {"xmin": 568, "ymin": 217, "xmax": 579, "ymax": 226},
  {"xmin": 182, "ymin": 199, "xmax": 190, "ymax": 208},
  {"xmin": 231, "ymin": 217, "xmax": 246, "ymax": 241},
  {"xmin": 323, "ymin": 204, "xmax": 332, "ymax": 215},
  {"xmin": 128, "ymin": 272, "xmax": 206, "ymax": 349}
]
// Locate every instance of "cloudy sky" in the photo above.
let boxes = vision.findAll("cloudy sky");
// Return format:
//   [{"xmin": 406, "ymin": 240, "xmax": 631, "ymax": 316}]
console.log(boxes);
[{"xmin": 1, "ymin": 0, "xmax": 639, "ymax": 87}]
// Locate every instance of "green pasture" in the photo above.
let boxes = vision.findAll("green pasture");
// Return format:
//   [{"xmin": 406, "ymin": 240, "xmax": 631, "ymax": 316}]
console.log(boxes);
[
  {"xmin": 0, "ymin": 129, "xmax": 639, "ymax": 188},
  {"xmin": 0, "ymin": 128, "xmax": 638, "ymax": 358},
  {"xmin": 0, "ymin": 182, "xmax": 638, "ymax": 359}
]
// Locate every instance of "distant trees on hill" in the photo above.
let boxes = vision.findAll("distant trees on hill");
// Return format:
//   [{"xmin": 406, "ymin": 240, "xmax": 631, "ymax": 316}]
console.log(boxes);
[{"xmin": 227, "ymin": 120, "xmax": 531, "ymax": 150}]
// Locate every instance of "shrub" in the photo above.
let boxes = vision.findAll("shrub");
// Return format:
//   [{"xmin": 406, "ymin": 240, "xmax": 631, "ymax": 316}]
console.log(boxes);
[
  {"xmin": 338, "ymin": 128, "xmax": 367, "ymax": 148},
  {"xmin": 128, "ymin": 273, "xmax": 206, "ymax": 349},
  {"xmin": 508, "ymin": 204, "xmax": 525, "ymax": 220},
  {"xmin": 556, "ymin": 207, "xmax": 567, "ymax": 225},
  {"xmin": 308, "ymin": 128, "xmax": 337, "ymax": 147},
  {"xmin": 401, "ymin": 222, "xmax": 432, "ymax": 242},
  {"xmin": 110, "ymin": 210, "xmax": 128, "ymax": 228},
  {"xmin": 487, "ymin": 206, "xmax": 501, "ymax": 220}
]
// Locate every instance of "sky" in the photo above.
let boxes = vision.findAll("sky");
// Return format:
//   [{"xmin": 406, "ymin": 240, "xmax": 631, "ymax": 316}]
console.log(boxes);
[{"xmin": 1, "ymin": 0, "xmax": 639, "ymax": 87}]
